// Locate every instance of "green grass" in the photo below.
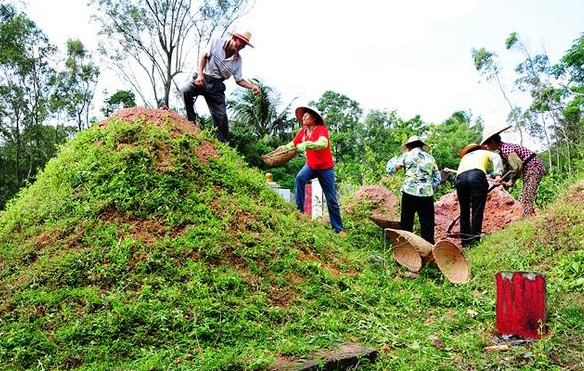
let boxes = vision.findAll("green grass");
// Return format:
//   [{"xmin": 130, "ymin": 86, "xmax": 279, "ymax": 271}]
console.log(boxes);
[{"xmin": 0, "ymin": 110, "xmax": 583, "ymax": 370}]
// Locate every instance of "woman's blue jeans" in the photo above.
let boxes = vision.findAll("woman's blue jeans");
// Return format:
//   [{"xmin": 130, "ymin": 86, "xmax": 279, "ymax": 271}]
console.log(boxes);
[{"xmin": 294, "ymin": 165, "xmax": 344, "ymax": 233}]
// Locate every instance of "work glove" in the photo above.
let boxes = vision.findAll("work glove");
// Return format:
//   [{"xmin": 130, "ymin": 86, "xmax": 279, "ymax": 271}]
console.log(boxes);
[
  {"xmin": 279, "ymin": 142, "xmax": 295, "ymax": 151},
  {"xmin": 296, "ymin": 141, "xmax": 311, "ymax": 152}
]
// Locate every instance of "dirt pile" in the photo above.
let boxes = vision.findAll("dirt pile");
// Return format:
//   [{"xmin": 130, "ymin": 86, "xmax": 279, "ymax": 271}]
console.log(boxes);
[
  {"xmin": 99, "ymin": 107, "xmax": 198, "ymax": 137},
  {"xmin": 435, "ymin": 186, "xmax": 523, "ymax": 247},
  {"xmin": 0, "ymin": 107, "xmax": 357, "ymax": 370},
  {"xmin": 347, "ymin": 185, "xmax": 399, "ymax": 219}
]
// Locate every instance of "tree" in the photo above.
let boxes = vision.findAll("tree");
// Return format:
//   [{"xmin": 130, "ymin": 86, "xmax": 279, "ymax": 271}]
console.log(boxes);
[
  {"xmin": 0, "ymin": 4, "xmax": 58, "ymax": 196},
  {"xmin": 102, "ymin": 89, "xmax": 137, "ymax": 116},
  {"xmin": 505, "ymin": 32, "xmax": 555, "ymax": 170},
  {"xmin": 426, "ymin": 111, "xmax": 482, "ymax": 171},
  {"xmin": 472, "ymin": 46, "xmax": 527, "ymax": 144},
  {"xmin": 51, "ymin": 39, "xmax": 100, "ymax": 131},
  {"xmin": 554, "ymin": 33, "xmax": 584, "ymax": 170},
  {"xmin": 357, "ymin": 109, "xmax": 422, "ymax": 184},
  {"xmin": 89, "ymin": 0, "xmax": 252, "ymax": 108},
  {"xmin": 310, "ymin": 91, "xmax": 363, "ymax": 165},
  {"xmin": 229, "ymin": 78, "xmax": 295, "ymax": 139}
]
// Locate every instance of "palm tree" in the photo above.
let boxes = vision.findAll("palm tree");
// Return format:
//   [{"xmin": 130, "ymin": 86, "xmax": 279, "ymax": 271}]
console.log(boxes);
[{"xmin": 228, "ymin": 78, "xmax": 296, "ymax": 139}]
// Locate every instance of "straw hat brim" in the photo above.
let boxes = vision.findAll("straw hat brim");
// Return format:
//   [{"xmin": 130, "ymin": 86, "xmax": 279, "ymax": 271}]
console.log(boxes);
[
  {"xmin": 401, "ymin": 142, "xmax": 431, "ymax": 152},
  {"xmin": 295, "ymin": 107, "xmax": 324, "ymax": 126},
  {"xmin": 228, "ymin": 32, "xmax": 254, "ymax": 48},
  {"xmin": 386, "ymin": 228, "xmax": 433, "ymax": 272},
  {"xmin": 401, "ymin": 135, "xmax": 430, "ymax": 152},
  {"xmin": 458, "ymin": 143, "xmax": 482, "ymax": 158},
  {"xmin": 480, "ymin": 125, "xmax": 511, "ymax": 145},
  {"xmin": 432, "ymin": 240, "xmax": 471, "ymax": 284},
  {"xmin": 369, "ymin": 215, "xmax": 400, "ymax": 230}
]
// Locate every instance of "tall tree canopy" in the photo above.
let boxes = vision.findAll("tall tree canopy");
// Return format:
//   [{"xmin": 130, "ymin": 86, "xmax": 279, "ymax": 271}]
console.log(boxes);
[
  {"xmin": 89, "ymin": 0, "xmax": 252, "ymax": 108},
  {"xmin": 51, "ymin": 39, "xmax": 100, "ymax": 131},
  {"xmin": 0, "ymin": 4, "xmax": 71, "ymax": 208}
]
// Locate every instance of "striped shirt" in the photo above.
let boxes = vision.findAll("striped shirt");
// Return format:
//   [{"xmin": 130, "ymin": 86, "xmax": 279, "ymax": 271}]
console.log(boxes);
[{"xmin": 203, "ymin": 38, "xmax": 243, "ymax": 82}]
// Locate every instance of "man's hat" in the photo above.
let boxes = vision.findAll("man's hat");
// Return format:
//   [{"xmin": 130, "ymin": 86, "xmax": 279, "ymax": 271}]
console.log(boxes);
[
  {"xmin": 228, "ymin": 31, "xmax": 254, "ymax": 48},
  {"xmin": 480, "ymin": 124, "xmax": 511, "ymax": 145},
  {"xmin": 295, "ymin": 106, "xmax": 324, "ymax": 126},
  {"xmin": 458, "ymin": 143, "xmax": 482, "ymax": 158},
  {"xmin": 402, "ymin": 135, "xmax": 430, "ymax": 152}
]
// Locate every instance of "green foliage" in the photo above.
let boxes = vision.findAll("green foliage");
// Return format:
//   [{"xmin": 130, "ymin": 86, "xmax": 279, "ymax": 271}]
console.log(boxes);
[
  {"xmin": 472, "ymin": 47, "xmax": 499, "ymax": 76},
  {"xmin": 426, "ymin": 111, "xmax": 482, "ymax": 171},
  {"xmin": 89, "ymin": 0, "xmax": 251, "ymax": 107},
  {"xmin": 1, "ymin": 109, "xmax": 584, "ymax": 370},
  {"xmin": 0, "ymin": 3, "xmax": 74, "ymax": 210},
  {"xmin": 557, "ymin": 32, "xmax": 584, "ymax": 84},
  {"xmin": 50, "ymin": 39, "xmax": 100, "ymax": 131},
  {"xmin": 229, "ymin": 78, "xmax": 295, "ymax": 139},
  {"xmin": 102, "ymin": 89, "xmax": 136, "ymax": 116}
]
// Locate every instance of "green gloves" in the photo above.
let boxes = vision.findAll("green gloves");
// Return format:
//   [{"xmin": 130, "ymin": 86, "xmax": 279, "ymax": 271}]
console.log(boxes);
[
  {"xmin": 280, "ymin": 142, "xmax": 295, "ymax": 151},
  {"xmin": 296, "ymin": 141, "xmax": 310, "ymax": 152},
  {"xmin": 281, "ymin": 137, "xmax": 328, "ymax": 153}
]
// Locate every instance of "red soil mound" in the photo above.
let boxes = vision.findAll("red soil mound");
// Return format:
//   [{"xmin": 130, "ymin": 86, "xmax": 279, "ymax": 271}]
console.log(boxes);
[
  {"xmin": 435, "ymin": 186, "xmax": 523, "ymax": 247},
  {"xmin": 348, "ymin": 185, "xmax": 399, "ymax": 220}
]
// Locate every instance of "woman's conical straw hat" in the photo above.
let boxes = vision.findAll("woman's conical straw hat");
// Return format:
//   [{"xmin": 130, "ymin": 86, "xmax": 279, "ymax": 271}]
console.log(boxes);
[
  {"xmin": 385, "ymin": 228, "xmax": 433, "ymax": 272},
  {"xmin": 369, "ymin": 215, "xmax": 400, "ymax": 230},
  {"xmin": 432, "ymin": 240, "xmax": 471, "ymax": 284}
]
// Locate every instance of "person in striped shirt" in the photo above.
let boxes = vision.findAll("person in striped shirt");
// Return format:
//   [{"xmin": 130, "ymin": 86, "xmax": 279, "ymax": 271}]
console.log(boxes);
[
  {"xmin": 181, "ymin": 31, "xmax": 260, "ymax": 143},
  {"xmin": 481, "ymin": 125, "xmax": 546, "ymax": 217}
]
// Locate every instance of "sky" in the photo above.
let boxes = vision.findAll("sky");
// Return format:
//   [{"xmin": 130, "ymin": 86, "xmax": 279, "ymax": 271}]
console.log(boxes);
[{"xmin": 22, "ymin": 0, "xmax": 584, "ymax": 134}]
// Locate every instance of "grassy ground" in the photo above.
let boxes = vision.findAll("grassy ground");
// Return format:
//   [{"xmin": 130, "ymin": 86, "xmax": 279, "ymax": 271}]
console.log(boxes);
[{"xmin": 0, "ymin": 110, "xmax": 583, "ymax": 370}]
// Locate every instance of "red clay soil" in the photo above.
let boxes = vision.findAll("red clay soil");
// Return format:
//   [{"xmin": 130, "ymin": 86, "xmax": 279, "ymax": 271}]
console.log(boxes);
[
  {"xmin": 435, "ymin": 186, "xmax": 523, "ymax": 247},
  {"xmin": 348, "ymin": 185, "xmax": 399, "ymax": 220},
  {"xmin": 99, "ymin": 107, "xmax": 219, "ymax": 165},
  {"xmin": 98, "ymin": 107, "xmax": 198, "ymax": 138}
]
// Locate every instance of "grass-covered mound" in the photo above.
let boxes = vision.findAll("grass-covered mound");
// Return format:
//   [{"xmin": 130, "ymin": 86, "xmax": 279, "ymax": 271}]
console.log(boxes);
[
  {"xmin": 0, "ymin": 108, "xmax": 363, "ymax": 370},
  {"xmin": 1, "ymin": 107, "xmax": 584, "ymax": 371}
]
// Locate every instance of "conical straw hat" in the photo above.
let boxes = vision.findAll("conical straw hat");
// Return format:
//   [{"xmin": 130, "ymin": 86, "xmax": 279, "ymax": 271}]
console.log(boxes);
[
  {"xmin": 385, "ymin": 228, "xmax": 433, "ymax": 272},
  {"xmin": 432, "ymin": 240, "xmax": 471, "ymax": 284},
  {"xmin": 480, "ymin": 124, "xmax": 511, "ymax": 145},
  {"xmin": 369, "ymin": 215, "xmax": 400, "ymax": 230}
]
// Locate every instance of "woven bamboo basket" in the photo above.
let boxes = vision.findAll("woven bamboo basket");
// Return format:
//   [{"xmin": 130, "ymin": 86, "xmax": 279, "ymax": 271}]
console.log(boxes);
[
  {"xmin": 432, "ymin": 240, "xmax": 471, "ymax": 284},
  {"xmin": 369, "ymin": 215, "xmax": 400, "ymax": 230},
  {"xmin": 262, "ymin": 147, "xmax": 298, "ymax": 167},
  {"xmin": 385, "ymin": 228, "xmax": 433, "ymax": 272}
]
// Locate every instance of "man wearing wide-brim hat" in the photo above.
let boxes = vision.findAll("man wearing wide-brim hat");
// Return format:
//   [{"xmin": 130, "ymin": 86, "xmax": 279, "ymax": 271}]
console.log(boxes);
[
  {"xmin": 386, "ymin": 135, "xmax": 440, "ymax": 244},
  {"xmin": 181, "ymin": 30, "xmax": 260, "ymax": 143},
  {"xmin": 481, "ymin": 124, "xmax": 546, "ymax": 217},
  {"xmin": 454, "ymin": 142, "xmax": 504, "ymax": 247}
]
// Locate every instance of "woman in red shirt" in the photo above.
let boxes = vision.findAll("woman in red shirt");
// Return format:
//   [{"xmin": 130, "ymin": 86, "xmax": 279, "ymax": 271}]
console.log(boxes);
[{"xmin": 282, "ymin": 106, "xmax": 344, "ymax": 235}]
